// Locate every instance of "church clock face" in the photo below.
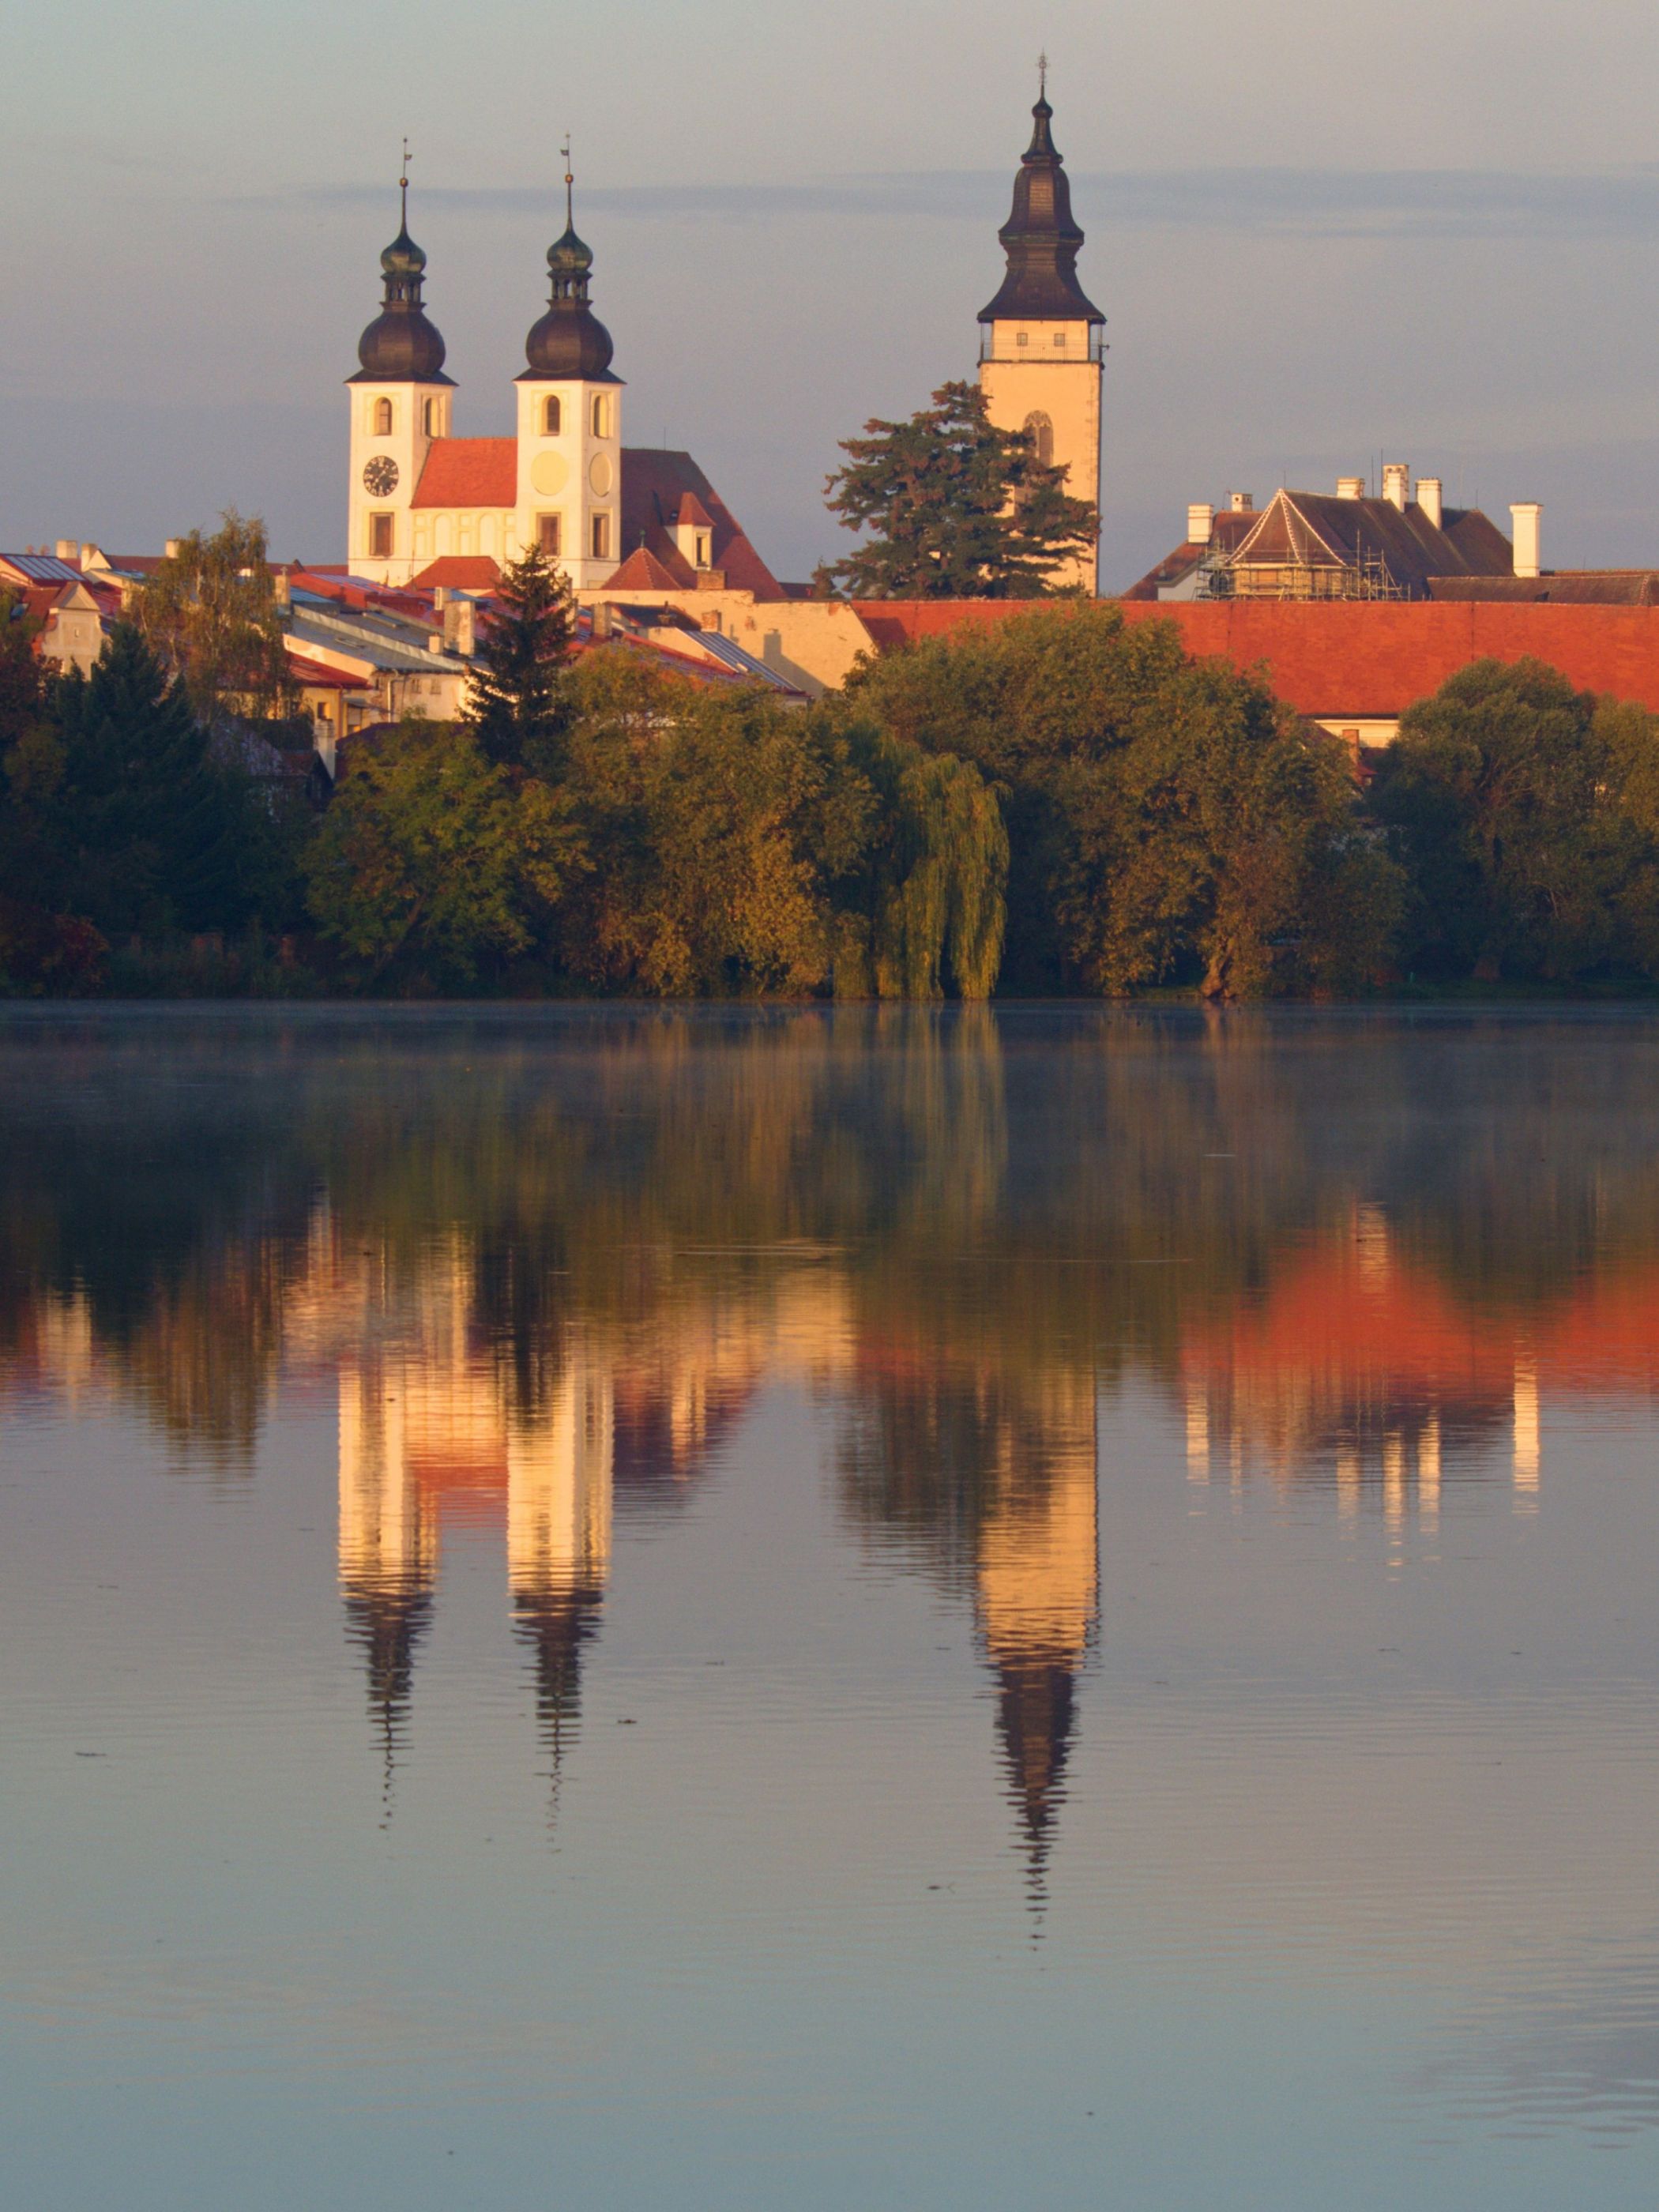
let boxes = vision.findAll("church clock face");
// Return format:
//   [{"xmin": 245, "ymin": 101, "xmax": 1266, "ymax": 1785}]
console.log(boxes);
[{"xmin": 363, "ymin": 455, "xmax": 399, "ymax": 497}]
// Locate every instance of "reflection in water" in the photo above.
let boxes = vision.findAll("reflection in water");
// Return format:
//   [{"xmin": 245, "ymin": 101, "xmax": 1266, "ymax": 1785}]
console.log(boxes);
[{"xmin": 13, "ymin": 1010, "xmax": 1659, "ymax": 2150}]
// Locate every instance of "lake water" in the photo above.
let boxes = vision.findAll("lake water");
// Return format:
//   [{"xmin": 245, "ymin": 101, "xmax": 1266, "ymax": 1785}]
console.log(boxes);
[{"xmin": 6, "ymin": 1004, "xmax": 1659, "ymax": 2209}]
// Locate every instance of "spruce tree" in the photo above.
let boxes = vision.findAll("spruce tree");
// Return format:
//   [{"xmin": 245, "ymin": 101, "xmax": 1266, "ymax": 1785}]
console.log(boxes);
[
  {"xmin": 463, "ymin": 547, "xmax": 577, "ymax": 776},
  {"xmin": 817, "ymin": 381, "xmax": 1098, "ymax": 600}
]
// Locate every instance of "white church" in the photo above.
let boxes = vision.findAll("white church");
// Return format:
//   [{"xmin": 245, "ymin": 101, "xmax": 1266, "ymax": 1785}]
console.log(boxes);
[{"xmin": 344, "ymin": 98, "xmax": 1105, "ymax": 603}]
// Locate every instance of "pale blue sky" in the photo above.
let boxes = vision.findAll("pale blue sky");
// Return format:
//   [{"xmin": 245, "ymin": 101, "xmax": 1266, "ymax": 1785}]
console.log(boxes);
[{"xmin": 5, "ymin": 0, "xmax": 1659, "ymax": 582}]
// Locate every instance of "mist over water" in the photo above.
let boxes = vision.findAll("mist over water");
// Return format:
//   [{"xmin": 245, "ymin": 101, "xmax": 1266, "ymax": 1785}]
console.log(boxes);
[{"xmin": 6, "ymin": 1004, "xmax": 1659, "ymax": 2208}]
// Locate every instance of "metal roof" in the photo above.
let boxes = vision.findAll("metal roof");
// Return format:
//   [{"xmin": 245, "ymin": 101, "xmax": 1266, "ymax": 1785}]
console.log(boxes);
[{"xmin": 0, "ymin": 553, "xmax": 81, "ymax": 583}]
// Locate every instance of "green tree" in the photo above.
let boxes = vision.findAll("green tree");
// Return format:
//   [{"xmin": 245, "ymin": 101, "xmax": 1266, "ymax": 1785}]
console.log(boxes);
[
  {"xmin": 849, "ymin": 602, "xmax": 1398, "ymax": 997},
  {"xmin": 47, "ymin": 622, "xmax": 276, "ymax": 939},
  {"xmin": 138, "ymin": 510, "xmax": 295, "ymax": 724},
  {"xmin": 462, "ymin": 546, "xmax": 577, "ymax": 774},
  {"xmin": 303, "ymin": 717, "xmax": 582, "ymax": 988},
  {"xmin": 818, "ymin": 381, "xmax": 1097, "ymax": 600},
  {"xmin": 1371, "ymin": 658, "xmax": 1640, "ymax": 982}
]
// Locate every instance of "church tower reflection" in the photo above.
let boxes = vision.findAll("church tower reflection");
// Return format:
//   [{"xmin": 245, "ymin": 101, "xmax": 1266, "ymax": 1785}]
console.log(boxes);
[{"xmin": 337, "ymin": 1356, "xmax": 438, "ymax": 1797}]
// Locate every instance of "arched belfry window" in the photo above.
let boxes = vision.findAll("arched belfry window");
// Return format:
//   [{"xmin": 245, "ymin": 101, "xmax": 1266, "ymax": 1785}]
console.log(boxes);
[
  {"xmin": 1025, "ymin": 412, "xmax": 1055, "ymax": 468},
  {"xmin": 422, "ymin": 397, "xmax": 438, "ymax": 436},
  {"xmin": 543, "ymin": 396, "xmax": 562, "ymax": 436},
  {"xmin": 591, "ymin": 394, "xmax": 608, "ymax": 438},
  {"xmin": 373, "ymin": 397, "xmax": 393, "ymax": 436}
]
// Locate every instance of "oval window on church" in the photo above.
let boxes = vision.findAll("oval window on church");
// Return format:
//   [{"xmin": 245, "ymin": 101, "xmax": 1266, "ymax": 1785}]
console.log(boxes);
[{"xmin": 1025, "ymin": 412, "xmax": 1055, "ymax": 468}]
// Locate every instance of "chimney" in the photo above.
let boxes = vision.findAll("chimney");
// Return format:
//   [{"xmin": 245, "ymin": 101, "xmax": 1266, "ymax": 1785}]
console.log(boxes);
[
  {"xmin": 453, "ymin": 599, "xmax": 476, "ymax": 656},
  {"xmin": 1382, "ymin": 462, "xmax": 1410, "ymax": 511},
  {"xmin": 54, "ymin": 538, "xmax": 77, "ymax": 561},
  {"xmin": 1416, "ymin": 476, "xmax": 1443, "ymax": 529},
  {"xmin": 591, "ymin": 600, "xmax": 614, "ymax": 641},
  {"xmin": 1337, "ymin": 476, "xmax": 1365, "ymax": 501},
  {"xmin": 431, "ymin": 585, "xmax": 448, "ymax": 611},
  {"xmin": 273, "ymin": 570, "xmax": 291, "ymax": 610},
  {"xmin": 1510, "ymin": 502, "xmax": 1542, "ymax": 580},
  {"xmin": 1187, "ymin": 502, "xmax": 1215, "ymax": 546},
  {"xmin": 1228, "ymin": 491, "xmax": 1253, "ymax": 513},
  {"xmin": 164, "ymin": 538, "xmax": 183, "ymax": 560}
]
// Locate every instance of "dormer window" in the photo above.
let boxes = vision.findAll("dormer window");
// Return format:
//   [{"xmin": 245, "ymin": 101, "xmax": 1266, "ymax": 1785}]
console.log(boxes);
[
  {"xmin": 543, "ymin": 396, "xmax": 562, "ymax": 436},
  {"xmin": 695, "ymin": 533, "xmax": 710, "ymax": 569},
  {"xmin": 373, "ymin": 397, "xmax": 393, "ymax": 435}
]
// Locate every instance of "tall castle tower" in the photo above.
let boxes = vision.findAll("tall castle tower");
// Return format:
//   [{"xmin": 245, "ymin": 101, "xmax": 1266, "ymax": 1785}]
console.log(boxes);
[
  {"xmin": 977, "ymin": 72, "xmax": 1105, "ymax": 593},
  {"xmin": 347, "ymin": 158, "xmax": 454, "ymax": 586},
  {"xmin": 514, "ymin": 149, "xmax": 625, "ymax": 589}
]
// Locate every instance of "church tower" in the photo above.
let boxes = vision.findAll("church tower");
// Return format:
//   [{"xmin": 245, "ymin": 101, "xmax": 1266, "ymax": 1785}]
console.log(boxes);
[
  {"xmin": 977, "ymin": 72, "xmax": 1104, "ymax": 593},
  {"xmin": 347, "ymin": 157, "xmax": 454, "ymax": 585},
  {"xmin": 514, "ymin": 149, "xmax": 624, "ymax": 589}
]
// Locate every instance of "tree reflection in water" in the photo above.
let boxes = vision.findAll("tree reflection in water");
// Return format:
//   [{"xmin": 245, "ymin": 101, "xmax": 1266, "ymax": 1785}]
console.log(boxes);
[{"xmin": 9, "ymin": 1009, "xmax": 1659, "ymax": 1890}]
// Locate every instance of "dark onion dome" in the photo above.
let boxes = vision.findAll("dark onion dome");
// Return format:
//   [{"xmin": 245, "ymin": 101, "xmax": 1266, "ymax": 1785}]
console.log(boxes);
[
  {"xmin": 520, "ymin": 189, "xmax": 619, "ymax": 383},
  {"xmin": 978, "ymin": 94, "xmax": 1105, "ymax": 326},
  {"xmin": 349, "ymin": 199, "xmax": 454, "ymax": 386}
]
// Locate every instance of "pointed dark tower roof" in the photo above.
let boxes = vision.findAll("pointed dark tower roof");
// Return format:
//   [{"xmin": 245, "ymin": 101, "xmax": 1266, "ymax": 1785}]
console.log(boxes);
[
  {"xmin": 521, "ymin": 142, "xmax": 619, "ymax": 383},
  {"xmin": 978, "ymin": 73, "xmax": 1104, "ymax": 327},
  {"xmin": 350, "ymin": 151, "xmax": 454, "ymax": 385},
  {"xmin": 513, "ymin": 1580, "xmax": 605, "ymax": 1825},
  {"xmin": 995, "ymin": 1654, "xmax": 1080, "ymax": 1919}
]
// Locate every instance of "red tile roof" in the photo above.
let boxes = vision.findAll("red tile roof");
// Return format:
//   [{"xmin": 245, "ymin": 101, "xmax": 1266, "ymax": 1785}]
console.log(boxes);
[
  {"xmin": 851, "ymin": 599, "xmax": 1659, "ymax": 719},
  {"xmin": 411, "ymin": 438, "xmax": 517, "ymax": 509},
  {"xmin": 604, "ymin": 545, "xmax": 686, "ymax": 592},
  {"xmin": 675, "ymin": 491, "xmax": 713, "ymax": 529},
  {"xmin": 620, "ymin": 450, "xmax": 783, "ymax": 601},
  {"xmin": 411, "ymin": 555, "xmax": 504, "ymax": 590},
  {"xmin": 284, "ymin": 649, "xmax": 369, "ymax": 690}
]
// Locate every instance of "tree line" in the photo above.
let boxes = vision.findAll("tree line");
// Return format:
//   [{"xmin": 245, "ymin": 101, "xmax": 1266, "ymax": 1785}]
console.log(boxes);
[{"xmin": 7, "ymin": 535, "xmax": 1659, "ymax": 999}]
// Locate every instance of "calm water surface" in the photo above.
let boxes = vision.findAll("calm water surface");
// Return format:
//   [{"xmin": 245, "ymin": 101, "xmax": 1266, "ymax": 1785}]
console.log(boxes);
[{"xmin": 6, "ymin": 1004, "xmax": 1659, "ymax": 2208}]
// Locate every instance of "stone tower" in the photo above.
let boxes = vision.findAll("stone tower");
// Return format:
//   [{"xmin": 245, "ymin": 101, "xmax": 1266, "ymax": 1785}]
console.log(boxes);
[
  {"xmin": 346, "ymin": 163, "xmax": 454, "ymax": 585},
  {"xmin": 977, "ymin": 77, "xmax": 1104, "ymax": 593},
  {"xmin": 514, "ymin": 150, "xmax": 625, "ymax": 589}
]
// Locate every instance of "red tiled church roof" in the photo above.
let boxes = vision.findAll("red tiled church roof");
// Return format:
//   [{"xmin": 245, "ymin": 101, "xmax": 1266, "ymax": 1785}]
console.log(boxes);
[
  {"xmin": 411, "ymin": 438, "xmax": 517, "ymax": 508},
  {"xmin": 411, "ymin": 555, "xmax": 503, "ymax": 590},
  {"xmin": 619, "ymin": 450, "xmax": 784, "ymax": 600}
]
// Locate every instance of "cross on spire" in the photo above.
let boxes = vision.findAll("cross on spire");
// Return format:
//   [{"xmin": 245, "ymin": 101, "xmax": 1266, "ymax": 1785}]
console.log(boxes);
[
  {"xmin": 561, "ymin": 133, "xmax": 574, "ymax": 228},
  {"xmin": 1037, "ymin": 51, "xmax": 1048, "ymax": 99},
  {"xmin": 399, "ymin": 136, "xmax": 411, "ymax": 227}
]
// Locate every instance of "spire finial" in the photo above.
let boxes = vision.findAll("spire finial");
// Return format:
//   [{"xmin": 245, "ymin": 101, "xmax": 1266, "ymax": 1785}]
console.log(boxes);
[
  {"xmin": 399, "ymin": 137, "xmax": 411, "ymax": 228},
  {"xmin": 1037, "ymin": 51, "xmax": 1048, "ymax": 100},
  {"xmin": 561, "ymin": 133, "xmax": 574, "ymax": 231}
]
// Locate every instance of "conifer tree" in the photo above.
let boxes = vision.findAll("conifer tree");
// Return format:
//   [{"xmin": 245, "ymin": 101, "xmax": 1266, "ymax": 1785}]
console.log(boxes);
[
  {"xmin": 817, "ymin": 381, "xmax": 1097, "ymax": 600},
  {"xmin": 463, "ymin": 546, "xmax": 577, "ymax": 775}
]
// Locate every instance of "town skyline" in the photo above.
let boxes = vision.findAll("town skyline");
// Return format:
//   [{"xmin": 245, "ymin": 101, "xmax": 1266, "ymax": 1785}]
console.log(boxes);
[{"xmin": 7, "ymin": 0, "xmax": 1659, "ymax": 586}]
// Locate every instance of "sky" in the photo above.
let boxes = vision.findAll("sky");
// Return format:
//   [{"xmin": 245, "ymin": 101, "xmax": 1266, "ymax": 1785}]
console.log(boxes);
[{"xmin": 6, "ymin": 0, "xmax": 1659, "ymax": 586}]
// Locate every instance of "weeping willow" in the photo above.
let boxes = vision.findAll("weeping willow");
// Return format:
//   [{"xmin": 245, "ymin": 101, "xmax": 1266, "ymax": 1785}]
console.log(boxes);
[{"xmin": 836, "ymin": 734, "xmax": 1009, "ymax": 999}]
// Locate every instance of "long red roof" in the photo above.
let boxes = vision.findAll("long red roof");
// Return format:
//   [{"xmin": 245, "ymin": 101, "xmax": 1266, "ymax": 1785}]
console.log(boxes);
[
  {"xmin": 411, "ymin": 438, "xmax": 517, "ymax": 509},
  {"xmin": 854, "ymin": 600, "xmax": 1659, "ymax": 718}
]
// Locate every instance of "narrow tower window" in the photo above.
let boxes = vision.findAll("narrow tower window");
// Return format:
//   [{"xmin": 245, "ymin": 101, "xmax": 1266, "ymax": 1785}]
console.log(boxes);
[
  {"xmin": 369, "ymin": 514, "xmax": 394, "ymax": 559},
  {"xmin": 374, "ymin": 397, "xmax": 393, "ymax": 435},
  {"xmin": 591, "ymin": 513, "xmax": 611, "ymax": 561},
  {"xmin": 1024, "ymin": 412, "xmax": 1055, "ymax": 467},
  {"xmin": 537, "ymin": 514, "xmax": 562, "ymax": 556},
  {"xmin": 544, "ymin": 396, "xmax": 562, "ymax": 436},
  {"xmin": 591, "ymin": 394, "xmax": 608, "ymax": 438},
  {"xmin": 422, "ymin": 397, "xmax": 438, "ymax": 434}
]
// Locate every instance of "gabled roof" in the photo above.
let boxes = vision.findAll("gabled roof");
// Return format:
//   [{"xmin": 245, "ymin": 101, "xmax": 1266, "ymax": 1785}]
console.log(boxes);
[
  {"xmin": 411, "ymin": 555, "xmax": 502, "ymax": 590},
  {"xmin": 675, "ymin": 491, "xmax": 713, "ymax": 529},
  {"xmin": 619, "ymin": 449, "xmax": 784, "ymax": 600},
  {"xmin": 1232, "ymin": 490, "xmax": 1514, "ymax": 595},
  {"xmin": 604, "ymin": 544, "xmax": 686, "ymax": 592},
  {"xmin": 411, "ymin": 438, "xmax": 517, "ymax": 509}
]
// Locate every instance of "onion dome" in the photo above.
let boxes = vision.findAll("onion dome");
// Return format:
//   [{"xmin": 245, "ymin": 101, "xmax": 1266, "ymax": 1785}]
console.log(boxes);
[
  {"xmin": 349, "ymin": 174, "xmax": 453, "ymax": 385},
  {"xmin": 521, "ymin": 157, "xmax": 617, "ymax": 382},
  {"xmin": 978, "ymin": 83, "xmax": 1104, "ymax": 326}
]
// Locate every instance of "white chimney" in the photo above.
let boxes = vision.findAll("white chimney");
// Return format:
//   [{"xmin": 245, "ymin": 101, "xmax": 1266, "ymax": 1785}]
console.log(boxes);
[
  {"xmin": 1228, "ymin": 491, "xmax": 1254, "ymax": 513},
  {"xmin": 1510, "ymin": 502, "xmax": 1542, "ymax": 580},
  {"xmin": 1416, "ymin": 476, "xmax": 1443, "ymax": 529},
  {"xmin": 273, "ymin": 570, "xmax": 291, "ymax": 610},
  {"xmin": 54, "ymin": 538, "xmax": 77, "ymax": 561},
  {"xmin": 164, "ymin": 538, "xmax": 183, "ymax": 560},
  {"xmin": 431, "ymin": 585, "xmax": 449, "ymax": 610},
  {"xmin": 1382, "ymin": 462, "xmax": 1410, "ymax": 511},
  {"xmin": 1187, "ymin": 502, "xmax": 1214, "ymax": 546},
  {"xmin": 1337, "ymin": 476, "xmax": 1365, "ymax": 501}
]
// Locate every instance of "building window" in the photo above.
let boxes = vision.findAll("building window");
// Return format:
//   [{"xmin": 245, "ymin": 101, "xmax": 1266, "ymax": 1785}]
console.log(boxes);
[
  {"xmin": 537, "ymin": 513, "xmax": 562, "ymax": 556},
  {"xmin": 422, "ymin": 397, "xmax": 438, "ymax": 435},
  {"xmin": 1016, "ymin": 330, "xmax": 1029, "ymax": 348},
  {"xmin": 1052, "ymin": 330, "xmax": 1066, "ymax": 348},
  {"xmin": 591, "ymin": 512, "xmax": 611, "ymax": 561},
  {"xmin": 369, "ymin": 513, "xmax": 394, "ymax": 559},
  {"xmin": 373, "ymin": 397, "xmax": 393, "ymax": 435},
  {"xmin": 1024, "ymin": 412, "xmax": 1055, "ymax": 467},
  {"xmin": 591, "ymin": 394, "xmax": 608, "ymax": 438},
  {"xmin": 695, "ymin": 532, "xmax": 709, "ymax": 568},
  {"xmin": 543, "ymin": 395, "xmax": 562, "ymax": 436}
]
